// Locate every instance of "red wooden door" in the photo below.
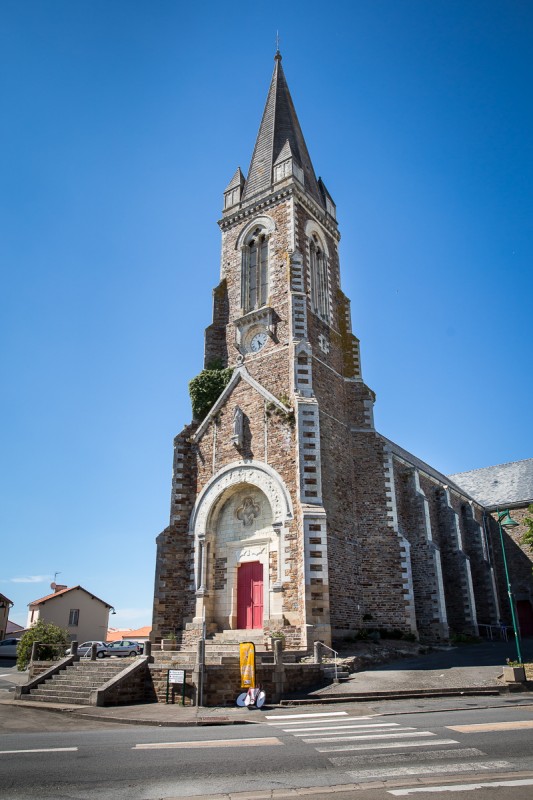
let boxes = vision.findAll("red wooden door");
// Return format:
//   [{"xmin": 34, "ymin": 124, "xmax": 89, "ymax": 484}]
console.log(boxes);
[
  {"xmin": 517, "ymin": 600, "xmax": 533, "ymax": 636},
  {"xmin": 237, "ymin": 561, "xmax": 263, "ymax": 629}
]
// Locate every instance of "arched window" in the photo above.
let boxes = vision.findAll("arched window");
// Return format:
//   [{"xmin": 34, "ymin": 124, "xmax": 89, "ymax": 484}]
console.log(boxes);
[
  {"xmin": 242, "ymin": 228, "xmax": 269, "ymax": 312},
  {"xmin": 309, "ymin": 233, "xmax": 329, "ymax": 321}
]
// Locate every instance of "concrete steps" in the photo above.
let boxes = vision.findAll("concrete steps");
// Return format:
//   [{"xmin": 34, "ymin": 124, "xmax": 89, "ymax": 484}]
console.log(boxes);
[
  {"xmin": 323, "ymin": 667, "xmax": 351, "ymax": 682},
  {"xmin": 22, "ymin": 659, "xmax": 128, "ymax": 706}
]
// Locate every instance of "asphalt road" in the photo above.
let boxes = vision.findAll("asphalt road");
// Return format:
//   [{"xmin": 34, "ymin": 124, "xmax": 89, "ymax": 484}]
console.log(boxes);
[{"xmin": 1, "ymin": 700, "xmax": 533, "ymax": 799}]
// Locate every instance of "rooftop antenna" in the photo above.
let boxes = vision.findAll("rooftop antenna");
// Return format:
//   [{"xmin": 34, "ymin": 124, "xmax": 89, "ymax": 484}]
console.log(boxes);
[{"xmin": 51, "ymin": 571, "xmax": 61, "ymax": 590}]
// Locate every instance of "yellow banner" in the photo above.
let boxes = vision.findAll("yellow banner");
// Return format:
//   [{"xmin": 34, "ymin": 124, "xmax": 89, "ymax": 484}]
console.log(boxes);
[{"xmin": 239, "ymin": 642, "xmax": 256, "ymax": 689}]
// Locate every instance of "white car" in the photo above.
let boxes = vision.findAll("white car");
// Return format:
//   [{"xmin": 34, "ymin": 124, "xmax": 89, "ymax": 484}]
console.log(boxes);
[
  {"xmin": 0, "ymin": 638, "xmax": 19, "ymax": 658},
  {"xmin": 66, "ymin": 641, "xmax": 107, "ymax": 659}
]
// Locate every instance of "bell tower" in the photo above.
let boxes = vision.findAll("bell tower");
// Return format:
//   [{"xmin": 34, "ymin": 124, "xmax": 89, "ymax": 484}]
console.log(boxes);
[{"xmin": 152, "ymin": 52, "xmax": 415, "ymax": 650}]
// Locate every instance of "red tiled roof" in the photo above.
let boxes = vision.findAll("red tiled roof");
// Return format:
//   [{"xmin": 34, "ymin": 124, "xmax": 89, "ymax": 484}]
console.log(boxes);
[
  {"xmin": 28, "ymin": 585, "xmax": 113, "ymax": 609},
  {"xmin": 106, "ymin": 626, "xmax": 151, "ymax": 641}
]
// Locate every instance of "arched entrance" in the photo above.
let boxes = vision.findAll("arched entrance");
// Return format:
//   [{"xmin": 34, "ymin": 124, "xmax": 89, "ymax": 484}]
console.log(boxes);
[{"xmin": 189, "ymin": 461, "xmax": 293, "ymax": 633}]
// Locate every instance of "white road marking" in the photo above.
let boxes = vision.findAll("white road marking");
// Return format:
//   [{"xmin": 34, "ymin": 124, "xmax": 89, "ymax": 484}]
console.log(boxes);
[
  {"xmin": 267, "ymin": 715, "xmax": 373, "ymax": 726},
  {"xmin": 388, "ymin": 778, "xmax": 533, "ymax": 795},
  {"xmin": 316, "ymin": 738, "xmax": 460, "ymax": 752},
  {"xmin": 303, "ymin": 731, "xmax": 435, "ymax": 744},
  {"xmin": 296, "ymin": 725, "xmax": 414, "ymax": 737},
  {"xmin": 283, "ymin": 722, "xmax": 400, "ymax": 733},
  {"xmin": 133, "ymin": 737, "xmax": 282, "ymax": 750},
  {"xmin": 264, "ymin": 711, "xmax": 349, "ymax": 720},
  {"xmin": 0, "ymin": 747, "xmax": 78, "ymax": 755},
  {"xmin": 345, "ymin": 760, "xmax": 512, "ymax": 780},
  {"xmin": 329, "ymin": 748, "xmax": 485, "ymax": 766}
]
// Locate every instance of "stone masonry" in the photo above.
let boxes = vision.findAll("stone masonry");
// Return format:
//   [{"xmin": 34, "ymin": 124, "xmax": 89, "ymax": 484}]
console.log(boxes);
[{"xmin": 151, "ymin": 52, "xmax": 533, "ymax": 654}]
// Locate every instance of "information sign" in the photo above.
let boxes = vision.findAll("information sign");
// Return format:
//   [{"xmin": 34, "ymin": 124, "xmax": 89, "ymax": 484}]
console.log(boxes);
[{"xmin": 168, "ymin": 669, "xmax": 185, "ymax": 684}]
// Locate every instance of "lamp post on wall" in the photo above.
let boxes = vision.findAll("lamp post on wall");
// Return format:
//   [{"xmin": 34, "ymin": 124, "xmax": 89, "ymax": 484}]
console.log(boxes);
[{"xmin": 497, "ymin": 509, "xmax": 522, "ymax": 664}]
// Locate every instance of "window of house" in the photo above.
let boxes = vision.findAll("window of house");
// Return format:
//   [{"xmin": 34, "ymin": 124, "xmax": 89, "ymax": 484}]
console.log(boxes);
[
  {"xmin": 68, "ymin": 609, "xmax": 79, "ymax": 626},
  {"xmin": 242, "ymin": 228, "xmax": 269, "ymax": 312},
  {"xmin": 309, "ymin": 233, "xmax": 330, "ymax": 322}
]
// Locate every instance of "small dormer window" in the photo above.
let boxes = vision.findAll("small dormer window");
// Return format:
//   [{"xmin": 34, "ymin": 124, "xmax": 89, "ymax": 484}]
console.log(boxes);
[
  {"xmin": 309, "ymin": 233, "xmax": 330, "ymax": 322},
  {"xmin": 242, "ymin": 228, "xmax": 269, "ymax": 312}
]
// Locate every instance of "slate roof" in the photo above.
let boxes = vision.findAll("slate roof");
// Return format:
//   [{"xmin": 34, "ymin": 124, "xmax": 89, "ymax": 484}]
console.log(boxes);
[
  {"xmin": 449, "ymin": 459, "xmax": 533, "ymax": 509},
  {"xmin": 28, "ymin": 585, "xmax": 113, "ymax": 609},
  {"xmin": 242, "ymin": 52, "xmax": 324, "ymax": 207}
]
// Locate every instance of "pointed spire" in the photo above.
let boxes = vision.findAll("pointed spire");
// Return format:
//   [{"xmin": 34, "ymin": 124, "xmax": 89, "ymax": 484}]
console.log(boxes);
[
  {"xmin": 225, "ymin": 167, "xmax": 246, "ymax": 192},
  {"xmin": 242, "ymin": 53, "xmax": 324, "ymax": 206},
  {"xmin": 223, "ymin": 167, "xmax": 246, "ymax": 210}
]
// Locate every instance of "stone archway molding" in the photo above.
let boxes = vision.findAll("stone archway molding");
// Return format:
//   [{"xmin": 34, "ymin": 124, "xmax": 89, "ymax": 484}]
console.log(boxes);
[{"xmin": 190, "ymin": 460, "xmax": 293, "ymax": 536}]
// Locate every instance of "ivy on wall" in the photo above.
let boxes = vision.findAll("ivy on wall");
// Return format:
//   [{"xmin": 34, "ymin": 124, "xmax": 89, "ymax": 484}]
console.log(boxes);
[{"xmin": 188, "ymin": 360, "xmax": 233, "ymax": 421}]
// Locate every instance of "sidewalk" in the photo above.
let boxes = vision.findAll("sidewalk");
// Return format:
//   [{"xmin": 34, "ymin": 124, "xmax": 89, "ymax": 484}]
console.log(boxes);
[{"xmin": 2, "ymin": 640, "xmax": 531, "ymax": 727}]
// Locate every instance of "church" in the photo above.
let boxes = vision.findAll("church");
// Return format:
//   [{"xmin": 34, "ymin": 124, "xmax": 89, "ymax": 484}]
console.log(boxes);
[{"xmin": 151, "ymin": 52, "xmax": 532, "ymax": 651}]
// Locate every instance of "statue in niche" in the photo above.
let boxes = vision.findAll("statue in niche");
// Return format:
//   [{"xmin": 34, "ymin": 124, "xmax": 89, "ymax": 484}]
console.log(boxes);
[
  {"xmin": 236, "ymin": 496, "xmax": 260, "ymax": 527},
  {"xmin": 231, "ymin": 406, "xmax": 243, "ymax": 449}
]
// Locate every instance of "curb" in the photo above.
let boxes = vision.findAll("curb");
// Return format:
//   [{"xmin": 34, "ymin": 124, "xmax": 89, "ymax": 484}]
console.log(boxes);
[{"xmin": 280, "ymin": 686, "xmax": 505, "ymax": 705}]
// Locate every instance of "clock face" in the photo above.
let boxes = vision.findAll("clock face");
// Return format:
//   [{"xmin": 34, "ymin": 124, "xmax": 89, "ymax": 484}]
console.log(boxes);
[{"xmin": 250, "ymin": 332, "xmax": 268, "ymax": 352}]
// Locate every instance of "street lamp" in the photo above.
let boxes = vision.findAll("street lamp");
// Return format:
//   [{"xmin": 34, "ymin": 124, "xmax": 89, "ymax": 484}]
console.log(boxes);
[{"xmin": 497, "ymin": 509, "xmax": 522, "ymax": 664}]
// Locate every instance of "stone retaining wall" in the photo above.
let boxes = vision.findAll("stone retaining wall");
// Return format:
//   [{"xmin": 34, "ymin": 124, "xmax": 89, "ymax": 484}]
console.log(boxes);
[{"xmin": 148, "ymin": 656, "xmax": 324, "ymax": 706}]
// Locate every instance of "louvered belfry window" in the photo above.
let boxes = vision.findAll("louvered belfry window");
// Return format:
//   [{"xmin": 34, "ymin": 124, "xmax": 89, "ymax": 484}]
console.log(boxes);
[
  {"xmin": 242, "ymin": 229, "xmax": 268, "ymax": 312},
  {"xmin": 310, "ymin": 233, "xmax": 329, "ymax": 321}
]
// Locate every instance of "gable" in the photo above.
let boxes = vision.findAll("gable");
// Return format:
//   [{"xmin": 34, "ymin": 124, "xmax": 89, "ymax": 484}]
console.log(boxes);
[
  {"xmin": 29, "ymin": 585, "xmax": 113, "ymax": 609},
  {"xmin": 193, "ymin": 365, "xmax": 291, "ymax": 444}
]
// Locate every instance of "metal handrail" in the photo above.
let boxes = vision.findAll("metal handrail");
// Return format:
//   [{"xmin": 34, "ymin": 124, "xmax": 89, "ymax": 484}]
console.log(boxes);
[{"xmin": 319, "ymin": 642, "xmax": 339, "ymax": 682}]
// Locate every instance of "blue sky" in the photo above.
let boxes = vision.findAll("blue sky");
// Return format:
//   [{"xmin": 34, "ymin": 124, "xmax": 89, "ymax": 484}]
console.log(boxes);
[{"xmin": 1, "ymin": 1, "xmax": 531, "ymax": 629}]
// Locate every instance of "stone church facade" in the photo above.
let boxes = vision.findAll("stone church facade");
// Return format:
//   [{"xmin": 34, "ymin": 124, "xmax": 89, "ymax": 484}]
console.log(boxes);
[{"xmin": 151, "ymin": 53, "xmax": 532, "ymax": 650}]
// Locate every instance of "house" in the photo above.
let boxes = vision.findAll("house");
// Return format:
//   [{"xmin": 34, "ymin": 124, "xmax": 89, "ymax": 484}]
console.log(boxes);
[
  {"xmin": 106, "ymin": 626, "xmax": 151, "ymax": 643},
  {"xmin": 27, "ymin": 584, "xmax": 113, "ymax": 643},
  {"xmin": 0, "ymin": 594, "xmax": 14, "ymax": 641},
  {"xmin": 6, "ymin": 620, "xmax": 25, "ymax": 638}
]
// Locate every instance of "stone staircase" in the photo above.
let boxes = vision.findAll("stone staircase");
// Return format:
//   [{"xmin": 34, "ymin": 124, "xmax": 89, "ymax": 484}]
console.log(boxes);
[
  {"xmin": 322, "ymin": 664, "xmax": 352, "ymax": 682},
  {"xmin": 206, "ymin": 630, "xmax": 268, "ymax": 648},
  {"xmin": 21, "ymin": 660, "xmax": 128, "ymax": 705}
]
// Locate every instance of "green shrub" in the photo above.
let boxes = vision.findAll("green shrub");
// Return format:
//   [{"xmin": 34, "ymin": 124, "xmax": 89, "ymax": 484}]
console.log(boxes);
[
  {"xmin": 188, "ymin": 361, "xmax": 232, "ymax": 421},
  {"xmin": 450, "ymin": 632, "xmax": 481, "ymax": 645},
  {"xmin": 16, "ymin": 620, "xmax": 70, "ymax": 671}
]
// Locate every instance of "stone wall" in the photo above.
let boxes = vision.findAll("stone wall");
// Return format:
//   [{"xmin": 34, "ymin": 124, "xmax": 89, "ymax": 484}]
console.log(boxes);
[{"xmin": 148, "ymin": 653, "xmax": 324, "ymax": 706}]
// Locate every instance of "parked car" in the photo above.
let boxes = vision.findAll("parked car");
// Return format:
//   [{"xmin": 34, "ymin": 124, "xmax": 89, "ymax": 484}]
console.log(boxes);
[
  {"xmin": 104, "ymin": 640, "xmax": 142, "ymax": 657},
  {"xmin": 66, "ymin": 641, "xmax": 107, "ymax": 659},
  {"xmin": 0, "ymin": 638, "xmax": 19, "ymax": 658}
]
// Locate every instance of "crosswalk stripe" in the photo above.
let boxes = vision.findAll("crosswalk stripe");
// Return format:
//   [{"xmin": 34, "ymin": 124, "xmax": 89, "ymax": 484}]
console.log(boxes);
[
  {"xmin": 264, "ymin": 711, "xmax": 349, "ymax": 720},
  {"xmin": 282, "ymin": 722, "xmax": 400, "ymax": 733},
  {"xmin": 133, "ymin": 737, "xmax": 282, "ymax": 750},
  {"xmin": 388, "ymin": 778, "xmax": 533, "ymax": 796},
  {"xmin": 316, "ymin": 738, "xmax": 460, "ymax": 752},
  {"xmin": 266, "ymin": 717, "xmax": 373, "ymax": 728},
  {"xmin": 297, "ymin": 726, "xmax": 415, "ymax": 738},
  {"xmin": 303, "ymin": 731, "xmax": 435, "ymax": 744},
  {"xmin": 345, "ymin": 760, "xmax": 512, "ymax": 781},
  {"xmin": 329, "ymin": 747, "xmax": 485, "ymax": 767}
]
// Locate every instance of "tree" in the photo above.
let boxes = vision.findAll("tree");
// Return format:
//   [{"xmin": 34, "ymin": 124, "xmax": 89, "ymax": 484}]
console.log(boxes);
[
  {"xmin": 522, "ymin": 504, "xmax": 533, "ymax": 554},
  {"xmin": 17, "ymin": 620, "xmax": 70, "ymax": 671}
]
